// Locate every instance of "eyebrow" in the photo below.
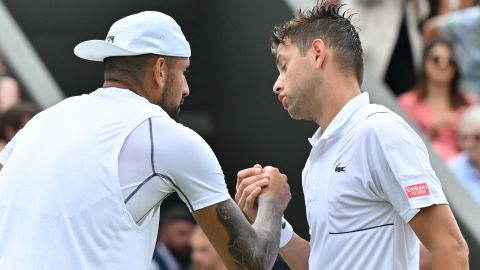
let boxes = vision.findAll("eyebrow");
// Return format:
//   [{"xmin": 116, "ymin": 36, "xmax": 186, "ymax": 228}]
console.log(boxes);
[{"xmin": 276, "ymin": 55, "xmax": 284, "ymax": 66}]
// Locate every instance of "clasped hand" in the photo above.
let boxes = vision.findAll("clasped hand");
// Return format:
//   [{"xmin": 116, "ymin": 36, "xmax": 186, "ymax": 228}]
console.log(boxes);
[{"xmin": 235, "ymin": 164, "xmax": 291, "ymax": 223}]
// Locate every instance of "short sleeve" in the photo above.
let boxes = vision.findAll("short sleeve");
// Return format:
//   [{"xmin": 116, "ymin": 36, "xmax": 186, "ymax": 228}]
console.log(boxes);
[
  {"xmin": 151, "ymin": 117, "xmax": 230, "ymax": 212},
  {"xmin": 367, "ymin": 114, "xmax": 448, "ymax": 223}
]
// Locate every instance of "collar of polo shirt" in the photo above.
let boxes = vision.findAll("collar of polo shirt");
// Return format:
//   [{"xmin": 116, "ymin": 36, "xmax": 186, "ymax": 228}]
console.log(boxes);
[{"xmin": 308, "ymin": 92, "xmax": 369, "ymax": 146}]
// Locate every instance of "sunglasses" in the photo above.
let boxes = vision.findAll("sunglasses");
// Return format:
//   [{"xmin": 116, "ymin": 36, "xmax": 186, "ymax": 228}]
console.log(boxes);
[
  {"xmin": 428, "ymin": 54, "xmax": 455, "ymax": 66},
  {"xmin": 458, "ymin": 133, "xmax": 480, "ymax": 142}
]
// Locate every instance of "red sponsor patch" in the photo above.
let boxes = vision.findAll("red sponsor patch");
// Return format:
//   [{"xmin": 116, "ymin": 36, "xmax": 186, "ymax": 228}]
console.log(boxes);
[{"xmin": 405, "ymin": 183, "xmax": 430, "ymax": 199}]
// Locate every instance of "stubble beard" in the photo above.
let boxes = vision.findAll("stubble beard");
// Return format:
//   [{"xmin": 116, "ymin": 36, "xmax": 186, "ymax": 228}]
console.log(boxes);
[
  {"xmin": 290, "ymin": 74, "xmax": 319, "ymax": 121},
  {"xmin": 284, "ymin": 93, "xmax": 307, "ymax": 120},
  {"xmin": 159, "ymin": 76, "xmax": 181, "ymax": 121}
]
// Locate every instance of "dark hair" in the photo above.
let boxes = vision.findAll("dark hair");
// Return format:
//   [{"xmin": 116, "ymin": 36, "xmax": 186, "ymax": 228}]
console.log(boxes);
[
  {"xmin": 0, "ymin": 102, "xmax": 38, "ymax": 141},
  {"xmin": 159, "ymin": 204, "xmax": 195, "ymax": 229},
  {"xmin": 103, "ymin": 54, "xmax": 158, "ymax": 84},
  {"xmin": 415, "ymin": 39, "xmax": 467, "ymax": 109},
  {"xmin": 103, "ymin": 54, "xmax": 179, "ymax": 86},
  {"xmin": 271, "ymin": 1, "xmax": 363, "ymax": 84}
]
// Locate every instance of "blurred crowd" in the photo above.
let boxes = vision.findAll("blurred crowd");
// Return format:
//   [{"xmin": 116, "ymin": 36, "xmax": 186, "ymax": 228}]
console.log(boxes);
[
  {"xmin": 0, "ymin": 0, "xmax": 479, "ymax": 269},
  {"xmin": 341, "ymin": 0, "xmax": 480, "ymax": 204},
  {"xmin": 0, "ymin": 53, "xmax": 39, "ymax": 150}
]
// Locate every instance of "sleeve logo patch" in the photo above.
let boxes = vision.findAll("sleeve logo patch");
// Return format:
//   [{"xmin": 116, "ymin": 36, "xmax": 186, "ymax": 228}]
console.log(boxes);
[{"xmin": 405, "ymin": 183, "xmax": 430, "ymax": 199}]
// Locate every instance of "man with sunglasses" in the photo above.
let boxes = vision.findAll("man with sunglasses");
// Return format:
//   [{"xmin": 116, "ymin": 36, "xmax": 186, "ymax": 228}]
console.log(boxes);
[{"xmin": 448, "ymin": 105, "xmax": 480, "ymax": 203}]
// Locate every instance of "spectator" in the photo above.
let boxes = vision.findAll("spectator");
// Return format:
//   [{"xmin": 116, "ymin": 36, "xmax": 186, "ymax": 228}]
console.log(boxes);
[
  {"xmin": 190, "ymin": 225, "xmax": 226, "ymax": 270},
  {"xmin": 341, "ymin": 0, "xmax": 429, "ymax": 95},
  {"xmin": 151, "ymin": 205, "xmax": 195, "ymax": 270},
  {"xmin": 430, "ymin": 0, "xmax": 478, "ymax": 16},
  {"xmin": 0, "ymin": 76, "xmax": 21, "ymax": 113},
  {"xmin": 398, "ymin": 39, "xmax": 475, "ymax": 160},
  {"xmin": 448, "ymin": 105, "xmax": 480, "ymax": 203},
  {"xmin": 0, "ymin": 102, "xmax": 38, "ymax": 149},
  {"xmin": 423, "ymin": 2, "xmax": 480, "ymax": 97}
]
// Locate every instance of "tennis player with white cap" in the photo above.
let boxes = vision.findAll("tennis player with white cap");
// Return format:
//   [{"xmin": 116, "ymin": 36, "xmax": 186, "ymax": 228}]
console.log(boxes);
[{"xmin": 0, "ymin": 11, "xmax": 290, "ymax": 270}]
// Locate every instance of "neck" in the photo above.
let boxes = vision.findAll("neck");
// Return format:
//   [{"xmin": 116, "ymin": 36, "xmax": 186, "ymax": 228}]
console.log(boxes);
[
  {"xmin": 103, "ymin": 79, "xmax": 147, "ymax": 99},
  {"xmin": 313, "ymin": 75, "xmax": 361, "ymax": 129},
  {"xmin": 425, "ymin": 81, "xmax": 450, "ymax": 99}
]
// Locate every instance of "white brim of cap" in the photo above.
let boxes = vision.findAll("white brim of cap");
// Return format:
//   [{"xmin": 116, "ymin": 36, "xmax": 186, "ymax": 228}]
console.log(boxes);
[{"xmin": 74, "ymin": 40, "xmax": 141, "ymax": 62}]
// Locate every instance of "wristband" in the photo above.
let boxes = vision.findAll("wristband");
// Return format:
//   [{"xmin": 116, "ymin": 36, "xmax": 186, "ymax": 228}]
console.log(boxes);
[{"xmin": 279, "ymin": 217, "xmax": 293, "ymax": 248}]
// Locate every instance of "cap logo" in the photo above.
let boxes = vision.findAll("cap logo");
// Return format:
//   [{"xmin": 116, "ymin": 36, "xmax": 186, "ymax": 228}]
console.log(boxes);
[{"xmin": 106, "ymin": 36, "xmax": 115, "ymax": 43}]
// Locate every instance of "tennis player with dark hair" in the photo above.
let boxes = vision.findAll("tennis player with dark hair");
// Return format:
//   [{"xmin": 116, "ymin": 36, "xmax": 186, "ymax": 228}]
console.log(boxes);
[
  {"xmin": 0, "ymin": 11, "xmax": 290, "ymax": 270},
  {"xmin": 236, "ymin": 2, "xmax": 469, "ymax": 269}
]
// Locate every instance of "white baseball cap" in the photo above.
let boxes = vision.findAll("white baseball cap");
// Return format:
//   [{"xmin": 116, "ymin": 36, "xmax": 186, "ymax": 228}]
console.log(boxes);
[{"xmin": 74, "ymin": 11, "xmax": 191, "ymax": 61}]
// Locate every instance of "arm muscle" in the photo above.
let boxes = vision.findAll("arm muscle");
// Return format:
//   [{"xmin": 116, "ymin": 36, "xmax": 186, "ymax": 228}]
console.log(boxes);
[
  {"xmin": 410, "ymin": 205, "xmax": 468, "ymax": 270},
  {"xmin": 193, "ymin": 198, "xmax": 282, "ymax": 270}
]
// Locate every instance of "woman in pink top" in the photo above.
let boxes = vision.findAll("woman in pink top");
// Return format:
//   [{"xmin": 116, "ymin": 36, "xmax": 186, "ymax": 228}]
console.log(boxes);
[{"xmin": 399, "ymin": 39, "xmax": 475, "ymax": 160}]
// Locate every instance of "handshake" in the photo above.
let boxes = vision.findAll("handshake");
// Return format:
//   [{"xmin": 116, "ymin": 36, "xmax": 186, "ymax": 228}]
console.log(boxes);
[{"xmin": 235, "ymin": 164, "xmax": 291, "ymax": 223}]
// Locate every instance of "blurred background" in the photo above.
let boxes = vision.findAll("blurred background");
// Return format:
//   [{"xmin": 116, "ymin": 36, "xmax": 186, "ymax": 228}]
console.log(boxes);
[{"xmin": 0, "ymin": 0, "xmax": 479, "ymax": 268}]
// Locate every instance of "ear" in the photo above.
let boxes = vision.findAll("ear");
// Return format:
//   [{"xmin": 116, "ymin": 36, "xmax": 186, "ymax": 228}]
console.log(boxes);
[
  {"xmin": 311, "ymin": 39, "xmax": 327, "ymax": 69},
  {"xmin": 152, "ymin": 57, "xmax": 168, "ymax": 88}
]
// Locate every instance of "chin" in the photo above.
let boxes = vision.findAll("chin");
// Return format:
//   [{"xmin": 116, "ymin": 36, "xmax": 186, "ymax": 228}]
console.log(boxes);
[
  {"xmin": 165, "ymin": 108, "xmax": 180, "ymax": 121},
  {"xmin": 287, "ymin": 108, "xmax": 309, "ymax": 121},
  {"xmin": 289, "ymin": 114, "xmax": 302, "ymax": 120}
]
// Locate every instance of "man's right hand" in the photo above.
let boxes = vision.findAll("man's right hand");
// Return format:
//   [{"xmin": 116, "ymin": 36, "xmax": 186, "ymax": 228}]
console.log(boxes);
[
  {"xmin": 194, "ymin": 164, "xmax": 290, "ymax": 270},
  {"xmin": 260, "ymin": 166, "xmax": 291, "ymax": 209},
  {"xmin": 235, "ymin": 164, "xmax": 291, "ymax": 222}
]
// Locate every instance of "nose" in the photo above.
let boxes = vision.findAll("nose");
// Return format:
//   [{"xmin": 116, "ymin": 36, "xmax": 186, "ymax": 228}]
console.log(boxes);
[
  {"xmin": 438, "ymin": 61, "xmax": 450, "ymax": 69},
  {"xmin": 183, "ymin": 77, "xmax": 190, "ymax": 97},
  {"xmin": 273, "ymin": 74, "xmax": 284, "ymax": 94}
]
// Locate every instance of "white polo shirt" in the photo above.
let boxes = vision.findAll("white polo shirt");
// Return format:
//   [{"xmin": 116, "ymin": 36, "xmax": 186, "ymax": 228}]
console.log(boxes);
[{"xmin": 303, "ymin": 92, "xmax": 448, "ymax": 269}]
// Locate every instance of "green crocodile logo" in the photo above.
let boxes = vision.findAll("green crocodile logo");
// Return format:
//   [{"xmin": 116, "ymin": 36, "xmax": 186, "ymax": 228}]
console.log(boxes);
[
  {"xmin": 106, "ymin": 36, "xmax": 115, "ymax": 43},
  {"xmin": 334, "ymin": 163, "xmax": 346, "ymax": 173}
]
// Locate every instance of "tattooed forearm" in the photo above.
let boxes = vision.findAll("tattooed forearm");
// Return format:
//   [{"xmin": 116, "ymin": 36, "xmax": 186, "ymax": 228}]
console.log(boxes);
[{"xmin": 216, "ymin": 198, "xmax": 283, "ymax": 270}]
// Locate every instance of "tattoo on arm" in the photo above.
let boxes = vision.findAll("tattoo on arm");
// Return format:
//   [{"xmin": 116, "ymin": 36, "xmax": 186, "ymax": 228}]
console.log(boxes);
[{"xmin": 216, "ymin": 199, "xmax": 282, "ymax": 270}]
